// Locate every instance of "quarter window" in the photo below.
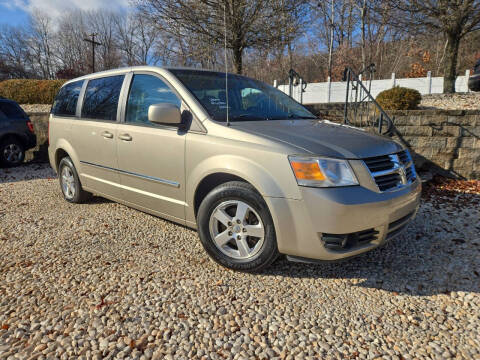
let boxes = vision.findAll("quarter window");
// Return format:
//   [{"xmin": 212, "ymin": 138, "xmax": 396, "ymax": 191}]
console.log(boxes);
[
  {"xmin": 82, "ymin": 75, "xmax": 124, "ymax": 121},
  {"xmin": 126, "ymin": 74, "xmax": 181, "ymax": 124},
  {"xmin": 51, "ymin": 80, "xmax": 83, "ymax": 117}
]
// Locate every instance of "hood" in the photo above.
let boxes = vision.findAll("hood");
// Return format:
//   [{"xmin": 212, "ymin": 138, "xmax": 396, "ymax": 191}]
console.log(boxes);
[{"xmin": 231, "ymin": 119, "xmax": 403, "ymax": 159}]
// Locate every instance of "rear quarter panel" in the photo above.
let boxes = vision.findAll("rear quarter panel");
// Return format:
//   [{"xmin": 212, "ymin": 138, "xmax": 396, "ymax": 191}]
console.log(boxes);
[{"xmin": 48, "ymin": 115, "xmax": 78, "ymax": 173}]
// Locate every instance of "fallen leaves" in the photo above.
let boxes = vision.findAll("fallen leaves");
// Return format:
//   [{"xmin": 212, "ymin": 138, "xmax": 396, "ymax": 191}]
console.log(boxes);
[
  {"xmin": 422, "ymin": 176, "xmax": 480, "ymax": 207},
  {"xmin": 95, "ymin": 296, "xmax": 116, "ymax": 310}
]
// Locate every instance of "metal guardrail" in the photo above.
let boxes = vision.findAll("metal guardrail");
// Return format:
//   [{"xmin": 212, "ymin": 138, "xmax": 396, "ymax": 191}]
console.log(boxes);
[{"xmin": 342, "ymin": 65, "xmax": 394, "ymax": 135}]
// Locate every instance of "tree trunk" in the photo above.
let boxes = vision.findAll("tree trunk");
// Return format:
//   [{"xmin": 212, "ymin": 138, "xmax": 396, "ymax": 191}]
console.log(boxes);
[
  {"xmin": 360, "ymin": 0, "xmax": 367, "ymax": 71},
  {"xmin": 443, "ymin": 32, "xmax": 460, "ymax": 93},
  {"xmin": 233, "ymin": 46, "xmax": 243, "ymax": 74}
]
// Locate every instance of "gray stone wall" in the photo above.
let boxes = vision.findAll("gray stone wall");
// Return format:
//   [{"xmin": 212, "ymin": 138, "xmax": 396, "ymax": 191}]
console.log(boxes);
[
  {"xmin": 26, "ymin": 112, "xmax": 49, "ymax": 162},
  {"xmin": 391, "ymin": 110, "xmax": 479, "ymax": 179},
  {"xmin": 27, "ymin": 109, "xmax": 480, "ymax": 179},
  {"xmin": 307, "ymin": 105, "xmax": 480, "ymax": 179}
]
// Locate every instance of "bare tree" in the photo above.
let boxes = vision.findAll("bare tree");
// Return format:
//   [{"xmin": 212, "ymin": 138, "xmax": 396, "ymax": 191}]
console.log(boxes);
[
  {"xmin": 85, "ymin": 10, "xmax": 122, "ymax": 71},
  {"xmin": 55, "ymin": 10, "xmax": 89, "ymax": 77},
  {"xmin": 28, "ymin": 10, "xmax": 57, "ymax": 79},
  {"xmin": 135, "ymin": 0, "xmax": 308, "ymax": 74},
  {"xmin": 389, "ymin": 0, "xmax": 480, "ymax": 93},
  {"xmin": 0, "ymin": 25, "xmax": 32, "ymax": 78}
]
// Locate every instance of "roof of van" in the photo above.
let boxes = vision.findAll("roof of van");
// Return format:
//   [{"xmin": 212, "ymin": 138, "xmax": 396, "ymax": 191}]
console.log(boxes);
[{"xmin": 64, "ymin": 66, "xmax": 229, "ymax": 83}]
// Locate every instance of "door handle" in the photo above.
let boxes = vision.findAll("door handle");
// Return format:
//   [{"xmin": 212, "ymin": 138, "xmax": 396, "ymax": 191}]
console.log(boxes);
[
  {"xmin": 101, "ymin": 131, "xmax": 113, "ymax": 139},
  {"xmin": 119, "ymin": 133, "xmax": 132, "ymax": 141}
]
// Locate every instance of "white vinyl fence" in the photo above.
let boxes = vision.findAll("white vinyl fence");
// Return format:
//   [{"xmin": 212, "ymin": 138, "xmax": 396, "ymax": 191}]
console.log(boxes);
[{"xmin": 276, "ymin": 70, "xmax": 472, "ymax": 104}]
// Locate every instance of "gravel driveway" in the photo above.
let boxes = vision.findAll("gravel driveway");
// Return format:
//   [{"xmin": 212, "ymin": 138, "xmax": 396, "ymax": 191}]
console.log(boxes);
[{"xmin": 1, "ymin": 164, "xmax": 479, "ymax": 360}]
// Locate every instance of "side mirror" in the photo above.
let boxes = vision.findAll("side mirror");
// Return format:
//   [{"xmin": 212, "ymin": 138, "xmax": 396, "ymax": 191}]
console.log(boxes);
[{"xmin": 148, "ymin": 103, "xmax": 181, "ymax": 125}]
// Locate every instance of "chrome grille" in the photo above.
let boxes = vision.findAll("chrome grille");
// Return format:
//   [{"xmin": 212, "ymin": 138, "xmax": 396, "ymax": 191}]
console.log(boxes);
[{"xmin": 364, "ymin": 150, "xmax": 416, "ymax": 192}]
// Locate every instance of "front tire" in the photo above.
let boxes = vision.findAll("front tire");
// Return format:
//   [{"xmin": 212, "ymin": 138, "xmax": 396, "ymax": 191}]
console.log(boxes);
[
  {"xmin": 197, "ymin": 181, "xmax": 278, "ymax": 272},
  {"xmin": 0, "ymin": 138, "xmax": 25, "ymax": 167},
  {"xmin": 58, "ymin": 157, "xmax": 91, "ymax": 203}
]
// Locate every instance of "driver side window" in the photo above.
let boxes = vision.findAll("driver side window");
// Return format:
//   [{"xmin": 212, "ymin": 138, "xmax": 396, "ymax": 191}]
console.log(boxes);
[{"xmin": 126, "ymin": 74, "xmax": 181, "ymax": 125}]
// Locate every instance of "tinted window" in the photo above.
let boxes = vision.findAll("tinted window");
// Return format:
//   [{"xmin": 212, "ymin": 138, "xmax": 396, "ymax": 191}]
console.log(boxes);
[
  {"xmin": 51, "ymin": 80, "xmax": 84, "ymax": 117},
  {"xmin": 0, "ymin": 102, "xmax": 25, "ymax": 119},
  {"xmin": 82, "ymin": 75, "xmax": 124, "ymax": 121},
  {"xmin": 126, "ymin": 74, "xmax": 181, "ymax": 124}
]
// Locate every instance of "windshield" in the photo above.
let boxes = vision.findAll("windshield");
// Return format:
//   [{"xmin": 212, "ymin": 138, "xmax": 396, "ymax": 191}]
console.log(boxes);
[{"xmin": 169, "ymin": 69, "xmax": 316, "ymax": 122}]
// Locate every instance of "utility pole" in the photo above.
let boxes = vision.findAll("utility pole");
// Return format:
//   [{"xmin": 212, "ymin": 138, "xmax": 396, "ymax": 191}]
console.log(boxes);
[{"xmin": 83, "ymin": 33, "xmax": 102, "ymax": 73}]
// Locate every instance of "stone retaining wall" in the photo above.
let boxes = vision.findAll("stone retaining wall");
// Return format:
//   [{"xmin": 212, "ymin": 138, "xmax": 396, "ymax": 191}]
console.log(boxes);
[
  {"xmin": 25, "ymin": 112, "xmax": 49, "ymax": 162},
  {"xmin": 307, "ymin": 104, "xmax": 480, "ymax": 179},
  {"xmin": 26, "ymin": 109, "xmax": 480, "ymax": 179}
]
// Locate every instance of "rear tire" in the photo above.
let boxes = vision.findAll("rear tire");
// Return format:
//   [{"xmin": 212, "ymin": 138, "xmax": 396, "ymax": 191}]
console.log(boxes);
[
  {"xmin": 0, "ymin": 137, "xmax": 25, "ymax": 167},
  {"xmin": 58, "ymin": 157, "xmax": 91, "ymax": 203},
  {"xmin": 197, "ymin": 181, "xmax": 278, "ymax": 272}
]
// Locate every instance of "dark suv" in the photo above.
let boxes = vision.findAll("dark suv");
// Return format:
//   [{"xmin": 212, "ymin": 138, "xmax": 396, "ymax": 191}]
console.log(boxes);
[
  {"xmin": 0, "ymin": 98, "xmax": 36, "ymax": 167},
  {"xmin": 468, "ymin": 59, "xmax": 480, "ymax": 92}
]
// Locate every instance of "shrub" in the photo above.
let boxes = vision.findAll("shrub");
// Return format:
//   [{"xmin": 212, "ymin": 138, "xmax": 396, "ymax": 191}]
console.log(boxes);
[
  {"xmin": 376, "ymin": 86, "xmax": 422, "ymax": 110},
  {"xmin": 0, "ymin": 79, "xmax": 67, "ymax": 104}
]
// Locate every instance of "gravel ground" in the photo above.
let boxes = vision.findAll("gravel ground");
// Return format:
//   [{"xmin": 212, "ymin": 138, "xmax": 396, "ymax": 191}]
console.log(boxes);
[
  {"xmin": 1, "ymin": 164, "xmax": 479, "ymax": 360},
  {"xmin": 420, "ymin": 93, "xmax": 480, "ymax": 110},
  {"xmin": 19, "ymin": 105, "xmax": 51, "ymax": 113}
]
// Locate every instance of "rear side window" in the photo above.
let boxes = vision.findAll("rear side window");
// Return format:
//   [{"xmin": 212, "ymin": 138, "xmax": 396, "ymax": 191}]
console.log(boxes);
[
  {"xmin": 0, "ymin": 102, "xmax": 25, "ymax": 119},
  {"xmin": 82, "ymin": 75, "xmax": 124, "ymax": 121},
  {"xmin": 51, "ymin": 80, "xmax": 84, "ymax": 117},
  {"xmin": 475, "ymin": 60, "xmax": 480, "ymax": 74}
]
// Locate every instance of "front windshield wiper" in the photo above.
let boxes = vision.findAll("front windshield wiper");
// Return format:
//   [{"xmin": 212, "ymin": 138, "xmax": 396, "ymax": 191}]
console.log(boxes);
[
  {"xmin": 288, "ymin": 114, "xmax": 317, "ymax": 119},
  {"xmin": 229, "ymin": 114, "xmax": 269, "ymax": 121}
]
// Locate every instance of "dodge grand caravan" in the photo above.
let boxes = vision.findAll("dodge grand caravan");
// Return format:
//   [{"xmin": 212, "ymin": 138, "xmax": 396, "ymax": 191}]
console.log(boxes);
[{"xmin": 48, "ymin": 66, "xmax": 421, "ymax": 272}]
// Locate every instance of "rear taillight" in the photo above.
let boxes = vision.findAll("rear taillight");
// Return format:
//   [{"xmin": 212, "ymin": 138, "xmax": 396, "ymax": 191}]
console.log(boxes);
[{"xmin": 26, "ymin": 120, "xmax": 34, "ymax": 133}]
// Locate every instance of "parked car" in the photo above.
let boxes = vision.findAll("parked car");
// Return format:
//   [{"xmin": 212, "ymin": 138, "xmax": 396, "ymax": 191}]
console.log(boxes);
[
  {"xmin": 48, "ymin": 67, "xmax": 421, "ymax": 272},
  {"xmin": 0, "ymin": 98, "xmax": 36, "ymax": 167},
  {"xmin": 468, "ymin": 59, "xmax": 480, "ymax": 91}
]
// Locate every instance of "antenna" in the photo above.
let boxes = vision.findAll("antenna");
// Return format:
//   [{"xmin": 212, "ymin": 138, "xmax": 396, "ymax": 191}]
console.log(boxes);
[{"xmin": 223, "ymin": 1, "xmax": 230, "ymax": 126}]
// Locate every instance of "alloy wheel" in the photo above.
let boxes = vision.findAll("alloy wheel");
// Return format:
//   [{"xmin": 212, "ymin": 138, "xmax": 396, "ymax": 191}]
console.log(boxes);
[
  {"xmin": 3, "ymin": 144, "xmax": 22, "ymax": 164},
  {"xmin": 208, "ymin": 200, "xmax": 265, "ymax": 260},
  {"xmin": 61, "ymin": 166, "xmax": 76, "ymax": 200}
]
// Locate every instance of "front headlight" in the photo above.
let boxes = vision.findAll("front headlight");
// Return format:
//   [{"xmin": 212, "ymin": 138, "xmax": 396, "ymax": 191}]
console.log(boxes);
[{"xmin": 289, "ymin": 156, "xmax": 359, "ymax": 187}]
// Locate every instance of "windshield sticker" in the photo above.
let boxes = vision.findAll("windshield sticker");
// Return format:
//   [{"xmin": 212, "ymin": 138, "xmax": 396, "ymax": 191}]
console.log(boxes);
[{"xmin": 210, "ymin": 98, "xmax": 229, "ymax": 109}]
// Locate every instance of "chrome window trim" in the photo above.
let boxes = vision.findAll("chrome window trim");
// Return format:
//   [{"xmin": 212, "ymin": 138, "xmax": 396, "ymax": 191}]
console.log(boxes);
[{"xmin": 80, "ymin": 160, "xmax": 180, "ymax": 188}]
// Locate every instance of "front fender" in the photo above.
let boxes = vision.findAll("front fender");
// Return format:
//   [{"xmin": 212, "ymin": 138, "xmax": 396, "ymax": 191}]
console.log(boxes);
[{"xmin": 185, "ymin": 153, "xmax": 301, "ymax": 224}]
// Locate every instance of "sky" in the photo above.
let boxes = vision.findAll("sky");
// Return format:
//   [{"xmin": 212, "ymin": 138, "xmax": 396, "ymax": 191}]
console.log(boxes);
[{"xmin": 0, "ymin": 0, "xmax": 129, "ymax": 26}]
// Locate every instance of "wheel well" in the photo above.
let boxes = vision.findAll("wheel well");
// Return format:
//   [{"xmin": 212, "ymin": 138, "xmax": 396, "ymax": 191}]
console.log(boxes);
[
  {"xmin": 55, "ymin": 148, "xmax": 69, "ymax": 169},
  {"xmin": 0, "ymin": 134, "xmax": 24, "ymax": 147},
  {"xmin": 194, "ymin": 173, "xmax": 249, "ymax": 218}
]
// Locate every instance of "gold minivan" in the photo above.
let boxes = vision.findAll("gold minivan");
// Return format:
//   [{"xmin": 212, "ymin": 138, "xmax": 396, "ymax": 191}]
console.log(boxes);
[{"xmin": 49, "ymin": 66, "xmax": 421, "ymax": 272}]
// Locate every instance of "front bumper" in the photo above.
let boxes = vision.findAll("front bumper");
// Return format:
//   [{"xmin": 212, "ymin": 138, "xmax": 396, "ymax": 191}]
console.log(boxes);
[{"xmin": 265, "ymin": 180, "xmax": 421, "ymax": 261}]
